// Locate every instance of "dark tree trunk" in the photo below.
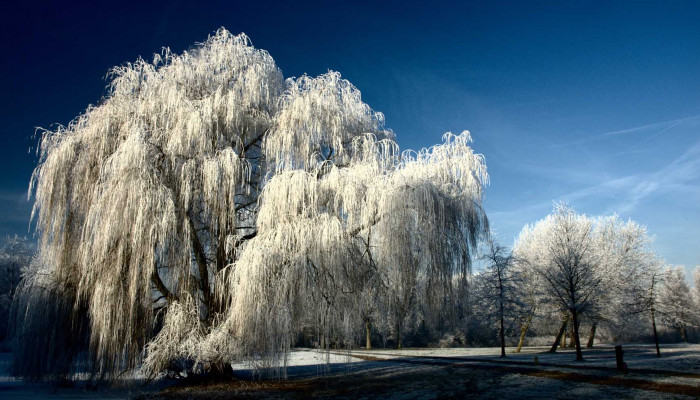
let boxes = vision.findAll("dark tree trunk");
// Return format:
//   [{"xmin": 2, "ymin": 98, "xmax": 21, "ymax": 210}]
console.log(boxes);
[
  {"xmin": 500, "ymin": 314, "xmax": 506, "ymax": 357},
  {"xmin": 586, "ymin": 323, "xmax": 597, "ymax": 348},
  {"xmin": 651, "ymin": 307, "xmax": 661, "ymax": 357},
  {"xmin": 151, "ymin": 270, "xmax": 177, "ymax": 303},
  {"xmin": 497, "ymin": 269, "xmax": 506, "ymax": 357},
  {"xmin": 550, "ymin": 314, "xmax": 569, "ymax": 353},
  {"xmin": 500, "ymin": 297, "xmax": 506, "ymax": 357},
  {"xmin": 571, "ymin": 311, "xmax": 583, "ymax": 361},
  {"xmin": 188, "ymin": 216, "xmax": 213, "ymax": 314},
  {"xmin": 210, "ymin": 360, "xmax": 234, "ymax": 380},
  {"xmin": 567, "ymin": 320, "xmax": 575, "ymax": 349},
  {"xmin": 396, "ymin": 321, "xmax": 402, "ymax": 349}
]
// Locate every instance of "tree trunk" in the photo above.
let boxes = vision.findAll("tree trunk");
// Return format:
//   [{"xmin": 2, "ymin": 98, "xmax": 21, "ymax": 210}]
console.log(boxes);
[
  {"xmin": 586, "ymin": 323, "xmax": 597, "ymax": 348},
  {"xmin": 151, "ymin": 270, "xmax": 177, "ymax": 303},
  {"xmin": 516, "ymin": 314, "xmax": 532, "ymax": 353},
  {"xmin": 188, "ymin": 215, "xmax": 212, "ymax": 314},
  {"xmin": 396, "ymin": 321, "xmax": 402, "ymax": 349},
  {"xmin": 365, "ymin": 320, "xmax": 372, "ymax": 350},
  {"xmin": 680, "ymin": 326, "xmax": 688, "ymax": 342},
  {"xmin": 500, "ymin": 295, "xmax": 506, "ymax": 357},
  {"xmin": 651, "ymin": 307, "xmax": 661, "ymax": 357},
  {"xmin": 500, "ymin": 315, "xmax": 506, "ymax": 357},
  {"xmin": 560, "ymin": 323, "xmax": 568, "ymax": 349},
  {"xmin": 550, "ymin": 314, "xmax": 569, "ymax": 353},
  {"xmin": 568, "ymin": 321, "xmax": 575, "ymax": 349},
  {"xmin": 571, "ymin": 311, "xmax": 583, "ymax": 361}
]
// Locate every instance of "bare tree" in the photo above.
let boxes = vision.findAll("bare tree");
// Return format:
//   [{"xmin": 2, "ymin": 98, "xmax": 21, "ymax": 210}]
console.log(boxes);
[
  {"xmin": 629, "ymin": 264, "xmax": 665, "ymax": 357},
  {"xmin": 587, "ymin": 215, "xmax": 656, "ymax": 347},
  {"xmin": 473, "ymin": 238, "xmax": 522, "ymax": 357},
  {"xmin": 516, "ymin": 204, "xmax": 603, "ymax": 361},
  {"xmin": 692, "ymin": 266, "xmax": 700, "ymax": 321},
  {"xmin": 510, "ymin": 242, "xmax": 544, "ymax": 353}
]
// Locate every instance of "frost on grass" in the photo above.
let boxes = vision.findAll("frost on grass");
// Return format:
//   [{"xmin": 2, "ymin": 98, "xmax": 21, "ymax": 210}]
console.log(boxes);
[{"xmin": 17, "ymin": 28, "xmax": 489, "ymax": 381}]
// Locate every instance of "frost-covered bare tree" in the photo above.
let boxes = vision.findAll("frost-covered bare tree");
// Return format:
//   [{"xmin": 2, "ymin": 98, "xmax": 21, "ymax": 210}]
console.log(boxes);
[
  {"xmin": 514, "ymin": 204, "xmax": 603, "ymax": 361},
  {"xmin": 658, "ymin": 266, "xmax": 696, "ymax": 342},
  {"xmin": 473, "ymin": 238, "xmax": 521, "ymax": 357},
  {"xmin": 510, "ymin": 228, "xmax": 547, "ymax": 352},
  {"xmin": 625, "ymin": 259, "xmax": 665, "ymax": 356},
  {"xmin": 588, "ymin": 215, "xmax": 656, "ymax": 347},
  {"xmin": 515, "ymin": 207, "xmax": 674, "ymax": 356},
  {"xmin": 693, "ymin": 266, "xmax": 700, "ymax": 318},
  {"xmin": 19, "ymin": 28, "xmax": 489, "ymax": 380}
]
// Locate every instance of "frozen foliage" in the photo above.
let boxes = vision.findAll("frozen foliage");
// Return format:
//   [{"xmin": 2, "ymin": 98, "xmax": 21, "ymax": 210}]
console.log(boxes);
[
  {"xmin": 693, "ymin": 267, "xmax": 700, "ymax": 316},
  {"xmin": 18, "ymin": 29, "xmax": 489, "ymax": 380},
  {"xmin": 216, "ymin": 130, "xmax": 488, "ymax": 366},
  {"xmin": 512, "ymin": 204, "xmax": 661, "ymax": 360},
  {"xmin": 658, "ymin": 266, "xmax": 697, "ymax": 341},
  {"xmin": 594, "ymin": 216, "xmax": 660, "ymax": 343}
]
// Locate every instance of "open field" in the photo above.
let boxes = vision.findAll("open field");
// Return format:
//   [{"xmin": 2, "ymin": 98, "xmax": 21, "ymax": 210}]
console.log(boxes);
[{"xmin": 2, "ymin": 344, "xmax": 698, "ymax": 399}]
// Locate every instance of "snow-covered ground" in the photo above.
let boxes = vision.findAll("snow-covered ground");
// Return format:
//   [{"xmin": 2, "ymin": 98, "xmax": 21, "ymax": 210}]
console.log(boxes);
[
  {"xmin": 230, "ymin": 348, "xmax": 363, "ymax": 379},
  {"xmin": 343, "ymin": 343, "xmax": 700, "ymax": 393},
  {"xmin": 348, "ymin": 342, "xmax": 700, "ymax": 373},
  {"xmin": 2, "ymin": 344, "xmax": 699, "ymax": 399},
  {"xmin": 145, "ymin": 344, "xmax": 700, "ymax": 399}
]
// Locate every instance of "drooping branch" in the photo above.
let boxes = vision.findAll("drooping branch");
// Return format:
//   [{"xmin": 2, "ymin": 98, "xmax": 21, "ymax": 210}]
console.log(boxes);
[{"xmin": 151, "ymin": 269, "xmax": 177, "ymax": 303}]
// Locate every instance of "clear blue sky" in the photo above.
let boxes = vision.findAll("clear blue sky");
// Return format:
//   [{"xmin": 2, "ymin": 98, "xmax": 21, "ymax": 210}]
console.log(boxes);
[{"xmin": 1, "ymin": 1, "xmax": 698, "ymax": 276}]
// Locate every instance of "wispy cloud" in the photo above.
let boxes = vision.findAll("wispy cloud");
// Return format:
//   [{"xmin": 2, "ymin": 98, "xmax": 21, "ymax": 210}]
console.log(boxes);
[
  {"xmin": 487, "ymin": 138, "xmax": 700, "ymax": 247},
  {"xmin": 547, "ymin": 113, "xmax": 700, "ymax": 149},
  {"xmin": 600, "ymin": 116, "xmax": 686, "ymax": 136},
  {"xmin": 557, "ymin": 139, "xmax": 700, "ymax": 214}
]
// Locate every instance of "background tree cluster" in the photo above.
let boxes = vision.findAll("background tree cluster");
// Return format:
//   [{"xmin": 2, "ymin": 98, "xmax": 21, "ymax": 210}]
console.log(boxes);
[{"xmin": 503, "ymin": 204, "xmax": 700, "ymax": 360}]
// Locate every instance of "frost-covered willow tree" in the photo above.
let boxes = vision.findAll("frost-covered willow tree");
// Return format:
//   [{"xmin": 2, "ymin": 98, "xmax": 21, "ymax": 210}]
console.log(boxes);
[
  {"xmin": 18, "ymin": 28, "xmax": 489, "ymax": 380},
  {"xmin": 214, "ymin": 130, "xmax": 487, "ymax": 358}
]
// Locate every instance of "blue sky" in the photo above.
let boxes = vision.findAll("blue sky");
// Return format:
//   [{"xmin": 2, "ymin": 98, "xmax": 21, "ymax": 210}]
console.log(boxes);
[{"xmin": 1, "ymin": 1, "xmax": 698, "ymax": 276}]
